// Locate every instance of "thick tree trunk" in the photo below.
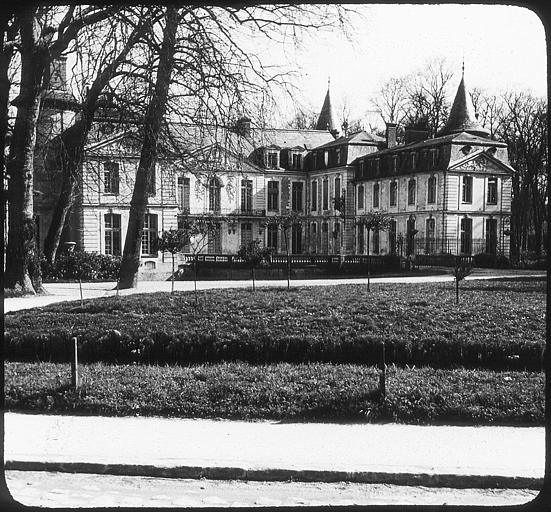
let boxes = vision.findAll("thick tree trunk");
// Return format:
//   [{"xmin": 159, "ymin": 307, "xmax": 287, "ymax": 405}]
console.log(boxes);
[
  {"xmin": 5, "ymin": 9, "xmax": 46, "ymax": 293},
  {"xmin": 118, "ymin": 7, "xmax": 178, "ymax": 289}
]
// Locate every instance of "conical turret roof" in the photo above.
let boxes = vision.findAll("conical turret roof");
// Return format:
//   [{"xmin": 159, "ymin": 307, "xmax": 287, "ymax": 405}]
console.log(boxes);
[
  {"xmin": 315, "ymin": 87, "xmax": 336, "ymax": 132},
  {"xmin": 438, "ymin": 73, "xmax": 490, "ymax": 138}
]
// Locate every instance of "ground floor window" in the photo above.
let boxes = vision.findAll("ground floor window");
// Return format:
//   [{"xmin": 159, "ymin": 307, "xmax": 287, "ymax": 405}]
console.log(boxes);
[
  {"xmin": 372, "ymin": 228, "xmax": 380, "ymax": 254},
  {"xmin": 486, "ymin": 218, "xmax": 498, "ymax": 254},
  {"xmin": 267, "ymin": 224, "xmax": 278, "ymax": 251},
  {"xmin": 141, "ymin": 213, "xmax": 158, "ymax": 256},
  {"xmin": 241, "ymin": 222, "xmax": 253, "ymax": 247},
  {"xmin": 292, "ymin": 224, "xmax": 302, "ymax": 254},
  {"xmin": 208, "ymin": 223, "xmax": 222, "ymax": 254},
  {"xmin": 358, "ymin": 225, "xmax": 364, "ymax": 254},
  {"xmin": 460, "ymin": 217, "xmax": 473, "ymax": 254},
  {"xmin": 425, "ymin": 217, "xmax": 436, "ymax": 254},
  {"xmin": 105, "ymin": 213, "xmax": 122, "ymax": 256},
  {"xmin": 389, "ymin": 219, "xmax": 397, "ymax": 255}
]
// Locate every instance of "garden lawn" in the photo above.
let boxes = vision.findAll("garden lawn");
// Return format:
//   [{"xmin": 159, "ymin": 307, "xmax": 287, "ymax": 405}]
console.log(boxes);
[
  {"xmin": 4, "ymin": 361, "xmax": 543, "ymax": 426},
  {"xmin": 4, "ymin": 279, "xmax": 546, "ymax": 369}
]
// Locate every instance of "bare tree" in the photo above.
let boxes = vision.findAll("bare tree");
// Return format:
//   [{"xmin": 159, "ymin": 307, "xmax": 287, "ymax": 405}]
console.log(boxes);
[
  {"xmin": 4, "ymin": 5, "xmax": 114, "ymax": 294},
  {"xmin": 118, "ymin": 6, "xmax": 179, "ymax": 289},
  {"xmin": 43, "ymin": 9, "xmax": 153, "ymax": 264},
  {"xmin": 498, "ymin": 91, "xmax": 547, "ymax": 259}
]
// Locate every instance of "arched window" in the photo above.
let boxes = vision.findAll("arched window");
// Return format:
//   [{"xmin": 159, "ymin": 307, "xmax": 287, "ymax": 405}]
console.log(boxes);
[{"xmin": 209, "ymin": 177, "xmax": 221, "ymax": 212}]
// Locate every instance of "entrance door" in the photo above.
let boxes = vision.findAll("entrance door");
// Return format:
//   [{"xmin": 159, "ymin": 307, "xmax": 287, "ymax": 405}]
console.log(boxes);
[{"xmin": 486, "ymin": 218, "xmax": 497, "ymax": 254}]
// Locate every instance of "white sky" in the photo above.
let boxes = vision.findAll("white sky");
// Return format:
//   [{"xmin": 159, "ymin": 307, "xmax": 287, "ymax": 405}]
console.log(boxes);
[{"xmin": 260, "ymin": 4, "xmax": 547, "ymax": 129}]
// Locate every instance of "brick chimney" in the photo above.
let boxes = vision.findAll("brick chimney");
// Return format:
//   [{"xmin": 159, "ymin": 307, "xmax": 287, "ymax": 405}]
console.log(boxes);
[
  {"xmin": 49, "ymin": 56, "xmax": 68, "ymax": 91},
  {"xmin": 386, "ymin": 122, "xmax": 397, "ymax": 148},
  {"xmin": 235, "ymin": 117, "xmax": 251, "ymax": 137}
]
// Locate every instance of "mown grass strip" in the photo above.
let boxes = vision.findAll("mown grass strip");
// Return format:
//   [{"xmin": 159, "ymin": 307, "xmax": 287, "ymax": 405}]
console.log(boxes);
[
  {"xmin": 4, "ymin": 362, "xmax": 544, "ymax": 426},
  {"xmin": 4, "ymin": 279, "xmax": 546, "ymax": 370}
]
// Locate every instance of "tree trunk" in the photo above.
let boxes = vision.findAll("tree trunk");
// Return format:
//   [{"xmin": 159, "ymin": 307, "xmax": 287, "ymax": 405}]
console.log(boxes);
[
  {"xmin": 366, "ymin": 230, "xmax": 371, "ymax": 292},
  {"xmin": 252, "ymin": 266, "xmax": 256, "ymax": 292},
  {"xmin": 171, "ymin": 252, "xmax": 175, "ymax": 294},
  {"xmin": 5, "ymin": 9, "xmax": 46, "ymax": 294},
  {"xmin": 118, "ymin": 7, "xmax": 178, "ymax": 289}
]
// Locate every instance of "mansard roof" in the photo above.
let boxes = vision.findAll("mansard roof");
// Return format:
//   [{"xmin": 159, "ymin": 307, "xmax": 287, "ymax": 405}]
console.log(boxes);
[
  {"xmin": 438, "ymin": 75, "xmax": 490, "ymax": 138},
  {"xmin": 313, "ymin": 130, "xmax": 384, "ymax": 151},
  {"xmin": 355, "ymin": 131, "xmax": 505, "ymax": 162}
]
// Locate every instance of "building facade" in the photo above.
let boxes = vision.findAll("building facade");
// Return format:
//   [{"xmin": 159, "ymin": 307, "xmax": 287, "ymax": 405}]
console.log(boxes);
[{"xmin": 34, "ymin": 68, "xmax": 514, "ymax": 270}]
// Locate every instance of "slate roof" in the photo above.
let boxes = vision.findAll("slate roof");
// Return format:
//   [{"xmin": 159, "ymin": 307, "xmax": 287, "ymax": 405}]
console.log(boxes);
[
  {"xmin": 315, "ymin": 88, "xmax": 336, "ymax": 131},
  {"xmin": 314, "ymin": 130, "xmax": 384, "ymax": 150},
  {"xmin": 438, "ymin": 75, "xmax": 490, "ymax": 138}
]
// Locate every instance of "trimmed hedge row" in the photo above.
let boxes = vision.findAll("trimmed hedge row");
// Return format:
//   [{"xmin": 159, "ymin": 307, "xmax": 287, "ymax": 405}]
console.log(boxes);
[{"xmin": 5, "ymin": 279, "xmax": 545, "ymax": 370}]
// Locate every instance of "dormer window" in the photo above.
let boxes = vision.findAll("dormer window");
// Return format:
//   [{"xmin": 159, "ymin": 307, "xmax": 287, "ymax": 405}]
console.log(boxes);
[
  {"xmin": 430, "ymin": 149, "xmax": 439, "ymax": 168},
  {"xmin": 374, "ymin": 158, "xmax": 380, "ymax": 175},
  {"xmin": 335, "ymin": 148, "xmax": 341, "ymax": 166},
  {"xmin": 359, "ymin": 160, "xmax": 365, "ymax": 178},
  {"xmin": 103, "ymin": 161, "xmax": 119, "ymax": 195},
  {"xmin": 291, "ymin": 152, "xmax": 302, "ymax": 170},
  {"xmin": 391, "ymin": 155, "xmax": 397, "ymax": 173},
  {"xmin": 411, "ymin": 152, "xmax": 417, "ymax": 169},
  {"xmin": 265, "ymin": 150, "xmax": 279, "ymax": 169}
]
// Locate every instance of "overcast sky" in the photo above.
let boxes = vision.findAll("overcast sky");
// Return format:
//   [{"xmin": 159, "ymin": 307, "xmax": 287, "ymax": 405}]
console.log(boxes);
[{"xmin": 263, "ymin": 3, "xmax": 547, "ymax": 129}]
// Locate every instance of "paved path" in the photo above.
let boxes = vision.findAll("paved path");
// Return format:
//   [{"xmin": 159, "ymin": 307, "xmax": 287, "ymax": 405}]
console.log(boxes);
[
  {"xmin": 4, "ymin": 269, "xmax": 545, "ymax": 312},
  {"xmin": 6, "ymin": 471, "xmax": 539, "ymax": 508},
  {"xmin": 4, "ymin": 413, "xmax": 544, "ymax": 489}
]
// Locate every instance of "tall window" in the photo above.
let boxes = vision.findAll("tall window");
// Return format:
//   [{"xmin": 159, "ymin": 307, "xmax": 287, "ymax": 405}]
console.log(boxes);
[
  {"xmin": 358, "ymin": 225, "xmax": 364, "ymax": 254},
  {"xmin": 146, "ymin": 166, "xmax": 156, "ymax": 196},
  {"xmin": 334, "ymin": 176, "xmax": 341, "ymax": 202},
  {"xmin": 241, "ymin": 222, "xmax": 252, "ymax": 246},
  {"xmin": 486, "ymin": 218, "xmax": 498, "ymax": 254},
  {"xmin": 177, "ymin": 176, "xmax": 190, "ymax": 211},
  {"xmin": 265, "ymin": 150, "xmax": 279, "ymax": 169},
  {"xmin": 292, "ymin": 224, "xmax": 302, "ymax": 254},
  {"xmin": 462, "ymin": 176, "xmax": 473, "ymax": 203},
  {"xmin": 104, "ymin": 213, "xmax": 121, "ymax": 256},
  {"xmin": 177, "ymin": 215, "xmax": 191, "ymax": 252},
  {"xmin": 389, "ymin": 180, "xmax": 397, "ymax": 207},
  {"xmin": 321, "ymin": 221, "xmax": 329, "ymax": 254},
  {"xmin": 372, "ymin": 229, "xmax": 380, "ymax": 254},
  {"xmin": 373, "ymin": 183, "xmax": 380, "ymax": 208},
  {"xmin": 427, "ymin": 175, "xmax": 437, "ymax": 204},
  {"xmin": 241, "ymin": 179, "xmax": 253, "ymax": 212},
  {"xmin": 408, "ymin": 178, "xmax": 416, "ymax": 205},
  {"xmin": 267, "ymin": 181, "xmax": 279, "ymax": 211},
  {"xmin": 357, "ymin": 184, "xmax": 364, "ymax": 209},
  {"xmin": 208, "ymin": 223, "xmax": 221, "ymax": 254},
  {"xmin": 487, "ymin": 177, "xmax": 498, "ymax": 205},
  {"xmin": 208, "ymin": 177, "xmax": 221, "ymax": 212},
  {"xmin": 103, "ymin": 161, "xmax": 119, "ymax": 195},
  {"xmin": 460, "ymin": 217, "xmax": 473, "ymax": 254},
  {"xmin": 267, "ymin": 224, "xmax": 278, "ymax": 250},
  {"xmin": 311, "ymin": 180, "xmax": 317, "ymax": 211},
  {"xmin": 322, "ymin": 178, "xmax": 329, "ymax": 210},
  {"xmin": 425, "ymin": 217, "xmax": 436, "ymax": 254},
  {"xmin": 406, "ymin": 216, "xmax": 416, "ymax": 256},
  {"xmin": 389, "ymin": 219, "xmax": 397, "ymax": 255},
  {"xmin": 292, "ymin": 182, "xmax": 303, "ymax": 211},
  {"xmin": 141, "ymin": 213, "xmax": 158, "ymax": 256}
]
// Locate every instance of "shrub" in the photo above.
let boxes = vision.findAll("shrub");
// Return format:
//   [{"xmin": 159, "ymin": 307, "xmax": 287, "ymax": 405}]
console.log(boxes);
[
  {"xmin": 41, "ymin": 251, "xmax": 121, "ymax": 281},
  {"xmin": 473, "ymin": 253, "xmax": 511, "ymax": 268}
]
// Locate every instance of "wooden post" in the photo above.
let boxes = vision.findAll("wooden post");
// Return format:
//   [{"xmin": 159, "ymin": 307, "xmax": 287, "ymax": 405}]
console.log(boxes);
[
  {"xmin": 379, "ymin": 341, "xmax": 386, "ymax": 400},
  {"xmin": 71, "ymin": 337, "xmax": 79, "ymax": 389},
  {"xmin": 78, "ymin": 278, "xmax": 83, "ymax": 306}
]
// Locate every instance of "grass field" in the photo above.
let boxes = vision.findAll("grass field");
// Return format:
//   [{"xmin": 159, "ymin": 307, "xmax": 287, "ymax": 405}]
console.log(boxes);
[{"xmin": 4, "ymin": 361, "xmax": 544, "ymax": 425}]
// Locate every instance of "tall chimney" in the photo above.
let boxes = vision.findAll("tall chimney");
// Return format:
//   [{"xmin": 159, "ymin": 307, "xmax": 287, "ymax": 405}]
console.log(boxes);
[
  {"xmin": 386, "ymin": 122, "xmax": 397, "ymax": 148},
  {"xmin": 235, "ymin": 117, "xmax": 251, "ymax": 137},
  {"xmin": 49, "ymin": 56, "xmax": 68, "ymax": 91}
]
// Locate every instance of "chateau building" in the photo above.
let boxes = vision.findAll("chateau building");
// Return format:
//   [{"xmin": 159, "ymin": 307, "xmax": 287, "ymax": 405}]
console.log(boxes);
[{"xmin": 34, "ymin": 66, "xmax": 513, "ymax": 270}]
